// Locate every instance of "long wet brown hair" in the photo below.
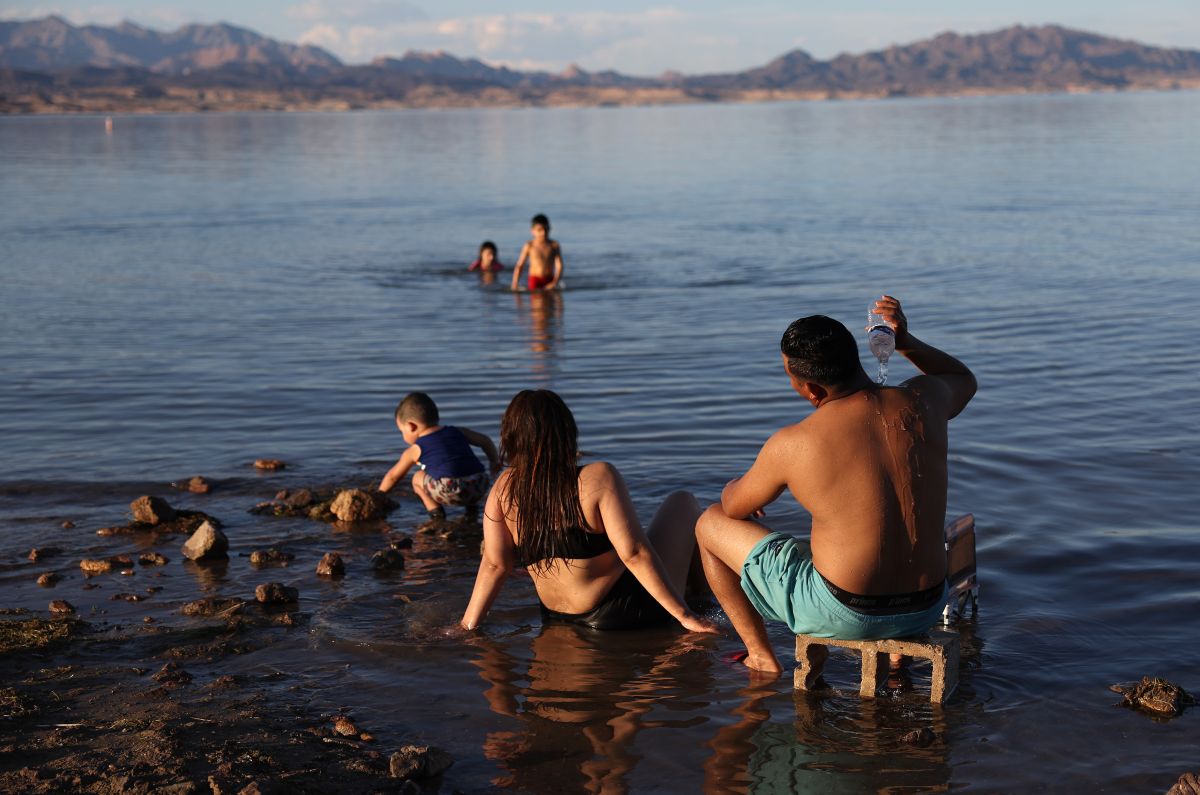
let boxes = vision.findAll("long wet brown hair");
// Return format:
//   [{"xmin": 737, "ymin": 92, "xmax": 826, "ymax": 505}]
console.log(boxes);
[{"xmin": 499, "ymin": 389, "xmax": 589, "ymax": 573}]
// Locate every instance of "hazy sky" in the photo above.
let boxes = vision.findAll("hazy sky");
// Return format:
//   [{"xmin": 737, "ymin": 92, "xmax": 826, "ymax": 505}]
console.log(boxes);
[{"xmin": 3, "ymin": 1, "xmax": 1197, "ymax": 74}]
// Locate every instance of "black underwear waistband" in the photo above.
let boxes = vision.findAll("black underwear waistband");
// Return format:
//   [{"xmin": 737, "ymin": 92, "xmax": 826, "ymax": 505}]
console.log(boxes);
[{"xmin": 819, "ymin": 574, "xmax": 946, "ymax": 616}]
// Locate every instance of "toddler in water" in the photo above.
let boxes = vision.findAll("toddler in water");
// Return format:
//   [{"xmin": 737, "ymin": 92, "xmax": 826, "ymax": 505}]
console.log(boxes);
[
  {"xmin": 468, "ymin": 240, "xmax": 503, "ymax": 273},
  {"xmin": 511, "ymin": 214, "xmax": 564, "ymax": 291},
  {"xmin": 380, "ymin": 392, "xmax": 500, "ymax": 522}
]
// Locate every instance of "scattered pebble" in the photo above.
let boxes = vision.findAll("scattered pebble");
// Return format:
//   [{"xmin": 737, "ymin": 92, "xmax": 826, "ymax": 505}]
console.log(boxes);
[
  {"xmin": 389, "ymin": 745, "xmax": 453, "ymax": 781},
  {"xmin": 180, "ymin": 597, "xmax": 244, "ymax": 617},
  {"xmin": 359, "ymin": 732, "xmax": 374, "ymax": 742},
  {"xmin": 249, "ymin": 549, "xmax": 294, "ymax": 567},
  {"xmin": 255, "ymin": 583, "xmax": 299, "ymax": 605},
  {"xmin": 254, "ymin": 459, "xmax": 286, "ymax": 471},
  {"xmin": 186, "ymin": 475, "xmax": 212, "ymax": 494},
  {"xmin": 316, "ymin": 552, "xmax": 345, "ymax": 578},
  {"xmin": 110, "ymin": 592, "xmax": 144, "ymax": 602},
  {"xmin": 80, "ymin": 556, "xmax": 133, "ymax": 575},
  {"xmin": 131, "ymin": 495, "xmax": 177, "ymax": 525},
  {"xmin": 181, "ymin": 520, "xmax": 229, "ymax": 561},
  {"xmin": 49, "ymin": 600, "xmax": 75, "ymax": 615},
  {"xmin": 28, "ymin": 546, "xmax": 62, "ymax": 562},
  {"xmin": 139, "ymin": 552, "xmax": 169, "ymax": 566},
  {"xmin": 371, "ymin": 548, "xmax": 405, "ymax": 572},
  {"xmin": 60, "ymin": 520, "xmax": 76, "ymax": 529},
  {"xmin": 152, "ymin": 662, "xmax": 193, "ymax": 686},
  {"xmin": 332, "ymin": 716, "xmax": 359, "ymax": 736},
  {"xmin": 36, "ymin": 572, "xmax": 59, "ymax": 587}
]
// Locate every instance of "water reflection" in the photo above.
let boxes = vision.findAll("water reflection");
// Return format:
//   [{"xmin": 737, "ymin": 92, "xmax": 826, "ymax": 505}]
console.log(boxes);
[
  {"xmin": 707, "ymin": 684, "xmax": 952, "ymax": 793},
  {"xmin": 470, "ymin": 624, "xmax": 703, "ymax": 794},
  {"xmin": 514, "ymin": 290, "xmax": 563, "ymax": 383}
]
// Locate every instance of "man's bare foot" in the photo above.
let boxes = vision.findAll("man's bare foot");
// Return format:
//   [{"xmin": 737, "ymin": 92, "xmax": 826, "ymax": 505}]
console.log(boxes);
[{"xmin": 742, "ymin": 652, "xmax": 783, "ymax": 674}]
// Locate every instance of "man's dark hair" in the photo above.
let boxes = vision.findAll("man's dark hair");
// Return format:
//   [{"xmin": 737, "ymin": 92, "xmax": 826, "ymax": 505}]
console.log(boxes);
[
  {"xmin": 531, "ymin": 214, "xmax": 550, "ymax": 232},
  {"xmin": 395, "ymin": 392, "xmax": 439, "ymax": 425},
  {"xmin": 780, "ymin": 316, "xmax": 862, "ymax": 388},
  {"xmin": 479, "ymin": 240, "xmax": 497, "ymax": 255}
]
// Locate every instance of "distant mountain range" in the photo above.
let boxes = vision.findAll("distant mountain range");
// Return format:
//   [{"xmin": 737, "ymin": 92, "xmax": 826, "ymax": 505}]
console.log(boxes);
[{"xmin": 2, "ymin": 16, "xmax": 1199, "ymax": 113}]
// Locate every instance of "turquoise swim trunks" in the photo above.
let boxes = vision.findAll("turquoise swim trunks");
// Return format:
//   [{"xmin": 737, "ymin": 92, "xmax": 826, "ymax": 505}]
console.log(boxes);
[{"xmin": 739, "ymin": 532, "xmax": 947, "ymax": 640}]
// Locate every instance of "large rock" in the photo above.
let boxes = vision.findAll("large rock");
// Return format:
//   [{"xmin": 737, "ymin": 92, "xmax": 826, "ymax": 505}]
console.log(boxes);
[
  {"xmin": 131, "ymin": 495, "xmax": 177, "ymax": 525},
  {"xmin": 316, "ymin": 552, "xmax": 345, "ymax": 578},
  {"xmin": 254, "ymin": 583, "xmax": 298, "ymax": 605},
  {"xmin": 389, "ymin": 745, "xmax": 453, "ymax": 781},
  {"xmin": 181, "ymin": 521, "xmax": 229, "ymax": 561},
  {"xmin": 330, "ymin": 489, "xmax": 386, "ymax": 522},
  {"xmin": 1169, "ymin": 772, "xmax": 1200, "ymax": 795}
]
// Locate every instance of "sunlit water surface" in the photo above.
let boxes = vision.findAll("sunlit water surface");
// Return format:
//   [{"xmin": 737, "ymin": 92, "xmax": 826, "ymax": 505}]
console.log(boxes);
[{"xmin": 2, "ymin": 91, "xmax": 1199, "ymax": 791}]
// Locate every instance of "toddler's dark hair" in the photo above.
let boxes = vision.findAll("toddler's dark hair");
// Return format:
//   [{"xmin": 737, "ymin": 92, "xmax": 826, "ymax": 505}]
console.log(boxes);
[
  {"xmin": 479, "ymin": 240, "xmax": 497, "ymax": 255},
  {"xmin": 531, "ymin": 214, "xmax": 550, "ymax": 232},
  {"xmin": 395, "ymin": 392, "xmax": 439, "ymax": 425}
]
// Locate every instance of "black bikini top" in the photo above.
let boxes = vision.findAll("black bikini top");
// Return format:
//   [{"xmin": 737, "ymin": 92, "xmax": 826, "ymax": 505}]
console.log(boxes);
[{"xmin": 514, "ymin": 526, "xmax": 615, "ymax": 568}]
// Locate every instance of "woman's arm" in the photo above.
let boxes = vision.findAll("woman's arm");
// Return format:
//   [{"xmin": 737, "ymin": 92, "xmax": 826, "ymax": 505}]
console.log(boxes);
[
  {"xmin": 461, "ymin": 479, "xmax": 516, "ymax": 630},
  {"xmin": 590, "ymin": 464, "xmax": 718, "ymax": 634}
]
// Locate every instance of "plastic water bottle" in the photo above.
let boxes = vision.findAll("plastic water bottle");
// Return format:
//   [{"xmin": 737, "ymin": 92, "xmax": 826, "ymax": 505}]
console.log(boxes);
[{"xmin": 867, "ymin": 304, "xmax": 895, "ymax": 385}]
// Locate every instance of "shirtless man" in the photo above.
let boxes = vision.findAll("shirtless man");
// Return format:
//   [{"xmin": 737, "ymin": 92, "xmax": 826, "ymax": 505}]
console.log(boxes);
[
  {"xmin": 511, "ymin": 213, "xmax": 564, "ymax": 291},
  {"xmin": 695, "ymin": 296, "xmax": 976, "ymax": 676}
]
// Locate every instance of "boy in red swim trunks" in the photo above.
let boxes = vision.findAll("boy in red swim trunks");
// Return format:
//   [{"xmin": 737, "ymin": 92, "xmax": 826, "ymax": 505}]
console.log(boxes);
[
  {"xmin": 380, "ymin": 392, "xmax": 501, "ymax": 522},
  {"xmin": 510, "ymin": 213, "xmax": 564, "ymax": 292}
]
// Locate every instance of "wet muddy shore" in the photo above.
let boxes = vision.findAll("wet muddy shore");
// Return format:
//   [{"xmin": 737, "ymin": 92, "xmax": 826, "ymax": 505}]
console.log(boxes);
[{"xmin": 1, "ymin": 477, "xmax": 471, "ymax": 793}]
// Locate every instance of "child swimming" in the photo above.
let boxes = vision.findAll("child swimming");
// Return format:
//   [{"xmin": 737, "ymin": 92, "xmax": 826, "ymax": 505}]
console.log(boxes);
[{"xmin": 510, "ymin": 214, "xmax": 564, "ymax": 292}]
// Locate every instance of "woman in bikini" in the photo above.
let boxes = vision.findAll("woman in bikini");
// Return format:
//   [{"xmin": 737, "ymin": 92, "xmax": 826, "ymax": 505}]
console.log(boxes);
[{"xmin": 460, "ymin": 389, "xmax": 719, "ymax": 634}]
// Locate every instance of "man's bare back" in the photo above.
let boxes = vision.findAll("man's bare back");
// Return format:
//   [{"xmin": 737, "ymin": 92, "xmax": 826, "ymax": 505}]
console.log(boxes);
[
  {"xmin": 695, "ymin": 297, "xmax": 975, "ymax": 672},
  {"xmin": 772, "ymin": 380, "xmax": 952, "ymax": 594}
]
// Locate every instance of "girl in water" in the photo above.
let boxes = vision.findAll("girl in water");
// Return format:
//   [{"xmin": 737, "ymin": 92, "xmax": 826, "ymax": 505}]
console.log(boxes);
[{"xmin": 461, "ymin": 390, "xmax": 719, "ymax": 634}]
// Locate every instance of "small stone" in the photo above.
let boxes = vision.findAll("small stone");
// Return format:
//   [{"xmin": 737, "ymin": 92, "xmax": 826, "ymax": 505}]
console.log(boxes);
[
  {"xmin": 96, "ymin": 527, "xmax": 122, "ymax": 537},
  {"xmin": 901, "ymin": 727, "xmax": 936, "ymax": 747},
  {"xmin": 330, "ymin": 489, "xmax": 386, "ymax": 522},
  {"xmin": 186, "ymin": 476, "xmax": 211, "ymax": 494},
  {"xmin": 249, "ymin": 549, "xmax": 294, "ymax": 567},
  {"xmin": 390, "ymin": 537, "xmax": 414, "ymax": 550},
  {"xmin": 254, "ymin": 459, "xmax": 286, "ymax": 471},
  {"xmin": 180, "ymin": 597, "xmax": 244, "ymax": 617},
  {"xmin": 210, "ymin": 675, "xmax": 238, "ymax": 690},
  {"xmin": 275, "ymin": 612, "xmax": 297, "ymax": 627},
  {"xmin": 61, "ymin": 520, "xmax": 76, "ymax": 529},
  {"xmin": 237, "ymin": 783, "xmax": 262, "ymax": 795},
  {"xmin": 332, "ymin": 716, "xmax": 359, "ymax": 736},
  {"xmin": 389, "ymin": 745, "xmax": 453, "ymax": 781},
  {"xmin": 131, "ymin": 495, "xmax": 177, "ymax": 525},
  {"xmin": 80, "ymin": 558, "xmax": 114, "ymax": 575},
  {"xmin": 143, "ymin": 616, "xmax": 155, "ymax": 623},
  {"xmin": 316, "ymin": 552, "xmax": 345, "ymax": 578},
  {"xmin": 49, "ymin": 600, "xmax": 75, "ymax": 615},
  {"xmin": 110, "ymin": 592, "xmax": 144, "ymax": 602},
  {"xmin": 28, "ymin": 546, "xmax": 62, "ymax": 562},
  {"xmin": 278, "ymin": 488, "xmax": 315, "ymax": 508},
  {"xmin": 1168, "ymin": 772, "xmax": 1200, "ymax": 795},
  {"xmin": 359, "ymin": 732, "xmax": 374, "ymax": 742},
  {"xmin": 181, "ymin": 521, "xmax": 229, "ymax": 561},
  {"xmin": 254, "ymin": 583, "xmax": 298, "ymax": 605},
  {"xmin": 139, "ymin": 552, "xmax": 169, "ymax": 566},
  {"xmin": 152, "ymin": 662, "xmax": 192, "ymax": 686},
  {"xmin": 37, "ymin": 572, "xmax": 58, "ymax": 587},
  {"xmin": 371, "ymin": 548, "xmax": 405, "ymax": 572}
]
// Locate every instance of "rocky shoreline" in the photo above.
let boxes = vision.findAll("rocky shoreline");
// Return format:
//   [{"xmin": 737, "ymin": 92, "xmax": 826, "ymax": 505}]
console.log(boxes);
[
  {"xmin": 1, "ymin": 482, "xmax": 473, "ymax": 792},
  {"xmin": 3, "ymin": 79, "xmax": 1199, "ymax": 115}
]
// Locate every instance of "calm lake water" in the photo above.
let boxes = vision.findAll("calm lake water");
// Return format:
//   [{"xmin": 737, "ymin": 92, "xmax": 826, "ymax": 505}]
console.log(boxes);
[{"xmin": 2, "ymin": 90, "xmax": 1199, "ymax": 791}]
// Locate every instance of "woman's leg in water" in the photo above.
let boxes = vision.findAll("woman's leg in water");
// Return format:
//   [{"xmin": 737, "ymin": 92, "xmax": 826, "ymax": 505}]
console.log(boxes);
[{"xmin": 643, "ymin": 491, "xmax": 705, "ymax": 597}]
